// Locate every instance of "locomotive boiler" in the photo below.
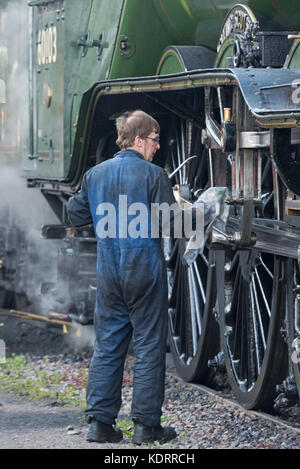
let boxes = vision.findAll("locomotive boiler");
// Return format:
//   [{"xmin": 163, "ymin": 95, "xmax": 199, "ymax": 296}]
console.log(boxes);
[{"xmin": 1, "ymin": 0, "xmax": 300, "ymax": 411}]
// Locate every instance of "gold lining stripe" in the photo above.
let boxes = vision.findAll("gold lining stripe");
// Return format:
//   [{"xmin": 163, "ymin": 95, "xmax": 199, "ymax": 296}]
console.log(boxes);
[
  {"xmin": 255, "ymin": 118, "xmax": 300, "ymax": 127},
  {"xmin": 156, "ymin": 49, "xmax": 185, "ymax": 75},
  {"xmin": 214, "ymin": 37, "xmax": 235, "ymax": 68},
  {"xmin": 37, "ymin": 149, "xmax": 61, "ymax": 153},
  {"xmin": 104, "ymin": 78, "xmax": 237, "ymax": 94}
]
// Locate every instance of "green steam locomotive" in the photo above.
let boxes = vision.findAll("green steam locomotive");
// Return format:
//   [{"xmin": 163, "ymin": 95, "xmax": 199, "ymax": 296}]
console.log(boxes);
[{"xmin": 1, "ymin": 0, "xmax": 300, "ymax": 411}]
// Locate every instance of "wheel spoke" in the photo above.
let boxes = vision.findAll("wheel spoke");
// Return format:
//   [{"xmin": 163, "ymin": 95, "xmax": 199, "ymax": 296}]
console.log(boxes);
[
  {"xmin": 250, "ymin": 280, "xmax": 262, "ymax": 374},
  {"xmin": 254, "ymin": 266, "xmax": 271, "ymax": 319},
  {"xmin": 251, "ymin": 273, "xmax": 267, "ymax": 350},
  {"xmin": 188, "ymin": 268, "xmax": 199, "ymax": 356},
  {"xmin": 192, "ymin": 260, "xmax": 206, "ymax": 305},
  {"xmin": 199, "ymin": 252, "xmax": 208, "ymax": 267},
  {"xmin": 257, "ymin": 254, "xmax": 273, "ymax": 280},
  {"xmin": 190, "ymin": 264, "xmax": 202, "ymax": 334}
]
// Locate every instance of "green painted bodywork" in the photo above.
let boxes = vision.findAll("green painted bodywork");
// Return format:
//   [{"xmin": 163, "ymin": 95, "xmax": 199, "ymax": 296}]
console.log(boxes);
[
  {"xmin": 156, "ymin": 48, "xmax": 186, "ymax": 75},
  {"xmin": 286, "ymin": 40, "xmax": 300, "ymax": 69},
  {"xmin": 32, "ymin": 0, "xmax": 125, "ymax": 178},
  {"xmin": 29, "ymin": 0, "xmax": 176, "ymax": 178},
  {"xmin": 109, "ymin": 0, "xmax": 172, "ymax": 79},
  {"xmin": 23, "ymin": 0, "xmax": 300, "ymax": 179},
  {"xmin": 152, "ymin": 0, "xmax": 300, "ymax": 49},
  {"xmin": 215, "ymin": 39, "xmax": 235, "ymax": 68}
]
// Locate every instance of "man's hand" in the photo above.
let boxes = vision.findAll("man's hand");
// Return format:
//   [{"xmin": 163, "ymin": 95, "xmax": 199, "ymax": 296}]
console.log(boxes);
[{"xmin": 172, "ymin": 184, "xmax": 181, "ymax": 204}]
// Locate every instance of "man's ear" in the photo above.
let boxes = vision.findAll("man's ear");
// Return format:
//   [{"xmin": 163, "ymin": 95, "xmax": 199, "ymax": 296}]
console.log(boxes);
[{"xmin": 134, "ymin": 135, "xmax": 143, "ymax": 148}]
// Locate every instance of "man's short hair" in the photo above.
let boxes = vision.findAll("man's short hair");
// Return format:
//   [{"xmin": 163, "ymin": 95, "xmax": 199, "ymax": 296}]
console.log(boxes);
[{"xmin": 116, "ymin": 110, "xmax": 160, "ymax": 149}]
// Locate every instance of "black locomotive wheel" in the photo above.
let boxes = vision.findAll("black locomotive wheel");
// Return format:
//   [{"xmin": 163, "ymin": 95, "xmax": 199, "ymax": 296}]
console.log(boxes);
[
  {"xmin": 217, "ymin": 248, "xmax": 287, "ymax": 409},
  {"xmin": 215, "ymin": 91, "xmax": 288, "ymax": 409},
  {"xmin": 286, "ymin": 258, "xmax": 300, "ymax": 399},
  {"xmin": 164, "ymin": 118, "xmax": 219, "ymax": 383}
]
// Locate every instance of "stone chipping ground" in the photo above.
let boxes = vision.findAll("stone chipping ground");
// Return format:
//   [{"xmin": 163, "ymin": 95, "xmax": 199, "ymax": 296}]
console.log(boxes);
[{"xmin": 0, "ymin": 317, "xmax": 300, "ymax": 450}]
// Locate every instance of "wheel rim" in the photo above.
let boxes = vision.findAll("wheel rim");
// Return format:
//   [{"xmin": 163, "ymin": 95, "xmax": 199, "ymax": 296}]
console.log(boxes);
[
  {"xmin": 286, "ymin": 258, "xmax": 300, "ymax": 399},
  {"xmin": 165, "ymin": 117, "xmax": 219, "ymax": 382}
]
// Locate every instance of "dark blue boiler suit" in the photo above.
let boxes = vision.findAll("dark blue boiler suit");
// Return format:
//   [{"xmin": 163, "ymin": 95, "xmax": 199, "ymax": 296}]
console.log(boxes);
[{"xmin": 67, "ymin": 149, "xmax": 177, "ymax": 427}]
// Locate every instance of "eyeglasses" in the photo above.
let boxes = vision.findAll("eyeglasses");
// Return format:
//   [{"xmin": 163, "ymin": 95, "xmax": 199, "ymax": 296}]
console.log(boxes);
[{"xmin": 143, "ymin": 136, "xmax": 160, "ymax": 144}]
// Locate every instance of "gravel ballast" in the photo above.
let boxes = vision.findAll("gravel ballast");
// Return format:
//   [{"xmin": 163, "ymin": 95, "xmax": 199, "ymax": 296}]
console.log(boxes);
[
  {"xmin": 0, "ymin": 351, "xmax": 300, "ymax": 449},
  {"xmin": 0, "ymin": 317, "xmax": 300, "ymax": 450}
]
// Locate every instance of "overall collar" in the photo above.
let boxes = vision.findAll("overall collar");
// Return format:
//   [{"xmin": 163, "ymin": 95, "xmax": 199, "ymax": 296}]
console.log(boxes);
[{"xmin": 114, "ymin": 149, "xmax": 144, "ymax": 160}]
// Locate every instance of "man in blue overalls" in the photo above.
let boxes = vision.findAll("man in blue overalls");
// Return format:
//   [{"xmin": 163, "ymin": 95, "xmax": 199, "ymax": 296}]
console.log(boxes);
[{"xmin": 67, "ymin": 110, "xmax": 177, "ymax": 445}]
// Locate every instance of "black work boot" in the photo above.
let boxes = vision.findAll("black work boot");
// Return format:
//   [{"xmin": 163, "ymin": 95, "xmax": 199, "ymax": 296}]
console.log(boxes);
[
  {"xmin": 86, "ymin": 420, "xmax": 123, "ymax": 443},
  {"xmin": 132, "ymin": 423, "xmax": 177, "ymax": 445}
]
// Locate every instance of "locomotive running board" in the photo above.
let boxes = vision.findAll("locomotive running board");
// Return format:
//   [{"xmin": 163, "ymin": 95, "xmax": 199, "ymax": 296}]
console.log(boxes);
[{"xmin": 27, "ymin": 66, "xmax": 300, "ymax": 192}]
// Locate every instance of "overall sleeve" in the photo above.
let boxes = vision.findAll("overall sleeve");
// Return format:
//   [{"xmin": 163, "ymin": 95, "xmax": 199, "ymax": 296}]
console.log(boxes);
[
  {"xmin": 67, "ymin": 173, "xmax": 93, "ymax": 226},
  {"xmin": 151, "ymin": 169, "xmax": 177, "ymax": 206},
  {"xmin": 151, "ymin": 169, "xmax": 181, "ymax": 237}
]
